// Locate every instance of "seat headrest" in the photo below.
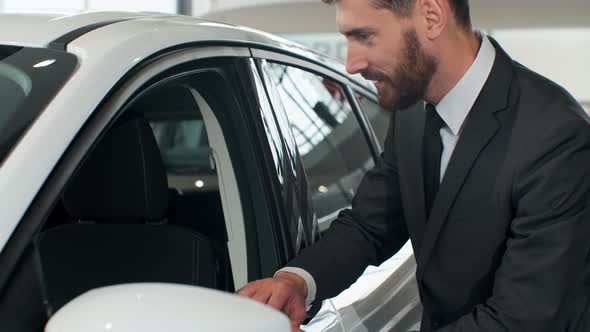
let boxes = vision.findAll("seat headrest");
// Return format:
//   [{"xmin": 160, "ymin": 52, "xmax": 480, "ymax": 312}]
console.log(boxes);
[{"xmin": 63, "ymin": 114, "xmax": 168, "ymax": 222}]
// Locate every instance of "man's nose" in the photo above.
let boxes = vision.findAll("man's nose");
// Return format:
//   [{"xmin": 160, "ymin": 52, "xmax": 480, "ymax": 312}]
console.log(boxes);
[{"xmin": 345, "ymin": 47, "xmax": 368, "ymax": 75}]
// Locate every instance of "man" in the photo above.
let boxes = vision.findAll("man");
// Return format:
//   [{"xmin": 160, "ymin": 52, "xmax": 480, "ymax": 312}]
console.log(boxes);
[{"xmin": 238, "ymin": 0, "xmax": 590, "ymax": 331}]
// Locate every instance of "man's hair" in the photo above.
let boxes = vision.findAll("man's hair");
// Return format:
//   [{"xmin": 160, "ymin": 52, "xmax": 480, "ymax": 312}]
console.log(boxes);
[{"xmin": 322, "ymin": 0, "xmax": 472, "ymax": 30}]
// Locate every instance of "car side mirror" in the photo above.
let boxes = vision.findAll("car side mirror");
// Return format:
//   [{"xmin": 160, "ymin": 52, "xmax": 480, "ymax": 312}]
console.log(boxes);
[{"xmin": 45, "ymin": 283, "xmax": 290, "ymax": 332}]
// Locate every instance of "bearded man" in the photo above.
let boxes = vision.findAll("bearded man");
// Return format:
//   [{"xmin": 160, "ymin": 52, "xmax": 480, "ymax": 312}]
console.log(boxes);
[{"xmin": 238, "ymin": 1, "xmax": 590, "ymax": 331}]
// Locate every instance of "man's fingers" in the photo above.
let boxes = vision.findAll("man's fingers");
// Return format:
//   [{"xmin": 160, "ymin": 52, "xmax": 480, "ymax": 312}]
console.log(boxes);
[
  {"xmin": 237, "ymin": 277, "xmax": 307, "ymax": 326},
  {"xmin": 285, "ymin": 299, "xmax": 307, "ymax": 328},
  {"xmin": 251, "ymin": 288, "xmax": 273, "ymax": 304},
  {"xmin": 267, "ymin": 291, "xmax": 289, "ymax": 310},
  {"xmin": 236, "ymin": 282, "xmax": 258, "ymax": 297}
]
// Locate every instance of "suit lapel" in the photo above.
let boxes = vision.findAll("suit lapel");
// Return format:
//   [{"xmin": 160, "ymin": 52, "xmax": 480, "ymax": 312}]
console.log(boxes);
[{"xmin": 416, "ymin": 39, "xmax": 515, "ymax": 282}]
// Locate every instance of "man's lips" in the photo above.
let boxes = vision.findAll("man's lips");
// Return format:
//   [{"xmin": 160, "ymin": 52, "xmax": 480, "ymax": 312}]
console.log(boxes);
[{"xmin": 361, "ymin": 72, "xmax": 387, "ymax": 90}]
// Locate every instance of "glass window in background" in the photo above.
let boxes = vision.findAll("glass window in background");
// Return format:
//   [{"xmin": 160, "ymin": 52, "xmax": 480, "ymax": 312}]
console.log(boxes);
[
  {"xmin": 3, "ymin": 0, "xmax": 84, "ymax": 13},
  {"xmin": 283, "ymin": 33, "xmax": 347, "ymax": 63},
  {"xmin": 266, "ymin": 62, "xmax": 374, "ymax": 225},
  {"xmin": 2, "ymin": 0, "xmax": 177, "ymax": 14},
  {"xmin": 151, "ymin": 119, "xmax": 212, "ymax": 177},
  {"xmin": 491, "ymin": 28, "xmax": 590, "ymax": 111},
  {"xmin": 88, "ymin": 0, "xmax": 176, "ymax": 13}
]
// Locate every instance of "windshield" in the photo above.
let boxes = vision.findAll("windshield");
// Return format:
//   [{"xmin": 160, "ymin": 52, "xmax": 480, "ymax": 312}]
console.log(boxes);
[{"xmin": 0, "ymin": 45, "xmax": 77, "ymax": 165}]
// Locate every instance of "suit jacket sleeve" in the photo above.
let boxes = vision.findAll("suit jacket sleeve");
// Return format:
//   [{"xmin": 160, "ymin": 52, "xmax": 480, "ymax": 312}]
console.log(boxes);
[
  {"xmin": 286, "ymin": 112, "xmax": 409, "ymax": 301},
  {"xmin": 437, "ymin": 112, "xmax": 590, "ymax": 331}
]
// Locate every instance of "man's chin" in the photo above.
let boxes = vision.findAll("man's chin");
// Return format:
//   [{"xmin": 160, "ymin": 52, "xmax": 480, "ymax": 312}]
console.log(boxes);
[
  {"xmin": 378, "ymin": 97, "xmax": 409, "ymax": 112},
  {"xmin": 393, "ymin": 93, "xmax": 423, "ymax": 111},
  {"xmin": 378, "ymin": 89, "xmax": 421, "ymax": 111},
  {"xmin": 377, "ymin": 92, "xmax": 396, "ymax": 111}
]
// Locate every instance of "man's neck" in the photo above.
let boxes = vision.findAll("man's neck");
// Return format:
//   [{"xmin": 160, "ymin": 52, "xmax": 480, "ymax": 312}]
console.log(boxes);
[{"xmin": 425, "ymin": 30, "xmax": 481, "ymax": 104}]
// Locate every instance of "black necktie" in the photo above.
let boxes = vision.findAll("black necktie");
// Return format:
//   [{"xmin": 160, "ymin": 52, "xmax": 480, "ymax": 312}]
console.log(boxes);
[{"xmin": 423, "ymin": 103, "xmax": 445, "ymax": 218}]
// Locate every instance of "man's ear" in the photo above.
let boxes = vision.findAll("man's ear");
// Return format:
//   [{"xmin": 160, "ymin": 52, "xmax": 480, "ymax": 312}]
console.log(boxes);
[{"xmin": 417, "ymin": 0, "xmax": 447, "ymax": 40}]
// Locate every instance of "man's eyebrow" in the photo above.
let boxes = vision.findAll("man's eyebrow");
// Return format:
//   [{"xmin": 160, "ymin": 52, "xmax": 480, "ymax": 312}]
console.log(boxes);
[{"xmin": 341, "ymin": 27, "xmax": 376, "ymax": 37}]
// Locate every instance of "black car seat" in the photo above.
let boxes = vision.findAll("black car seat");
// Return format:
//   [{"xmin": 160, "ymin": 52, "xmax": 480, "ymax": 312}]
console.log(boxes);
[
  {"xmin": 38, "ymin": 113, "xmax": 229, "ymax": 311},
  {"xmin": 129, "ymin": 85, "xmax": 228, "ymax": 244}
]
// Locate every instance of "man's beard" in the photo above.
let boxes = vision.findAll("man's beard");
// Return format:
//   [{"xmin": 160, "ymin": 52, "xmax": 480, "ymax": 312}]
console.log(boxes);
[{"xmin": 375, "ymin": 29, "xmax": 438, "ymax": 111}]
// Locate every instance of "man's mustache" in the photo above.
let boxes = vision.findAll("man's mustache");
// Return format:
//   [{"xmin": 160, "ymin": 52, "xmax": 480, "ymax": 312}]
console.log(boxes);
[{"xmin": 361, "ymin": 70, "xmax": 389, "ymax": 82}]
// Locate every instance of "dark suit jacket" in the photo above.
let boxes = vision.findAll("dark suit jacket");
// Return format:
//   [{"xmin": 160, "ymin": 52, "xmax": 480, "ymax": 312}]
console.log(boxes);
[{"xmin": 287, "ymin": 39, "xmax": 590, "ymax": 331}]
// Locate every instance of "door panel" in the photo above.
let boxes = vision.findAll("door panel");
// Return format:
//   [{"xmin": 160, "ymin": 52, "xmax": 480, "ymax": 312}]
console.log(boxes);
[{"xmin": 257, "ymin": 56, "xmax": 422, "ymax": 332}]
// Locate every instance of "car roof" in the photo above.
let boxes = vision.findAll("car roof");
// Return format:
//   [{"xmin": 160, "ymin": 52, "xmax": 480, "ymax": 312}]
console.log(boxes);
[
  {"xmin": 0, "ymin": 12, "xmax": 154, "ymax": 47},
  {"xmin": 0, "ymin": 11, "xmax": 375, "ymax": 93}
]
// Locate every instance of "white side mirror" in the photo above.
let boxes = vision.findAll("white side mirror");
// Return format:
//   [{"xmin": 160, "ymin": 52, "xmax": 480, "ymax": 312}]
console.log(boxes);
[{"xmin": 45, "ymin": 283, "xmax": 290, "ymax": 332}]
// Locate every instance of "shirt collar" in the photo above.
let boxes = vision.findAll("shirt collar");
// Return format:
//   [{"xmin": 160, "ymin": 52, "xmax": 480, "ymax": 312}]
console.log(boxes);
[{"xmin": 434, "ymin": 33, "xmax": 496, "ymax": 136}]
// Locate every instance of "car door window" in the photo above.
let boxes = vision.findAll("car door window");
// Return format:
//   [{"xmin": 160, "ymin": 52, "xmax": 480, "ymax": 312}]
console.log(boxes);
[{"xmin": 265, "ymin": 62, "xmax": 374, "ymax": 227}]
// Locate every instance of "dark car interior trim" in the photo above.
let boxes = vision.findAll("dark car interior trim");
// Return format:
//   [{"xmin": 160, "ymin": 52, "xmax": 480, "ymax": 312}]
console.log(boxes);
[{"xmin": 344, "ymin": 84, "xmax": 383, "ymax": 158}]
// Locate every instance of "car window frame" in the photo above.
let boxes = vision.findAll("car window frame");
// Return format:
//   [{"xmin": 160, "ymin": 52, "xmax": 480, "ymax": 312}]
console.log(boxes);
[
  {"xmin": 251, "ymin": 48, "xmax": 382, "ymax": 159},
  {"xmin": 348, "ymin": 87, "xmax": 385, "ymax": 154},
  {"xmin": 251, "ymin": 50, "xmax": 385, "ymax": 238},
  {"xmin": 263, "ymin": 60, "xmax": 376, "ymax": 230},
  {"xmin": 244, "ymin": 61, "xmax": 301, "ymax": 258}
]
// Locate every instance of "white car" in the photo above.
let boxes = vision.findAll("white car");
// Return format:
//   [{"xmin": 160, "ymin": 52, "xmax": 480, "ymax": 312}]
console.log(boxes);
[{"xmin": 0, "ymin": 12, "xmax": 421, "ymax": 332}]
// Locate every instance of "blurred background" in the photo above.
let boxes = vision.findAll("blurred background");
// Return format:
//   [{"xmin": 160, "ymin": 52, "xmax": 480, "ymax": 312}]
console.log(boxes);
[{"xmin": 1, "ymin": 0, "xmax": 588, "ymax": 112}]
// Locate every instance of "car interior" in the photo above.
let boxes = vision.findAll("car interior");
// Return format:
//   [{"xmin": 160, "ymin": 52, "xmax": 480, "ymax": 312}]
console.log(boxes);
[{"xmin": 37, "ymin": 84, "xmax": 234, "ymax": 311}]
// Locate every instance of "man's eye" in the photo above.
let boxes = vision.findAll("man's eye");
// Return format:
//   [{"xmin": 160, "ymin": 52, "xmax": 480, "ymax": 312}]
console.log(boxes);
[{"xmin": 356, "ymin": 33, "xmax": 372, "ymax": 43}]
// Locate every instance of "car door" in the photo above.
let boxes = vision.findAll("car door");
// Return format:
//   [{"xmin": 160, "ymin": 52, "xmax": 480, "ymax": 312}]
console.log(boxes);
[
  {"xmin": 253, "ymin": 50, "xmax": 422, "ymax": 332},
  {"xmin": 252, "ymin": 51, "xmax": 374, "ymax": 332},
  {"xmin": 231, "ymin": 56, "xmax": 318, "ymax": 273}
]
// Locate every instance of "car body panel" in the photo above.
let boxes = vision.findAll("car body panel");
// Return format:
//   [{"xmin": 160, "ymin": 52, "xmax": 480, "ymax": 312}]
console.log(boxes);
[
  {"xmin": 307, "ymin": 243, "xmax": 421, "ymax": 332},
  {"xmin": 0, "ymin": 12, "xmax": 152, "ymax": 48}
]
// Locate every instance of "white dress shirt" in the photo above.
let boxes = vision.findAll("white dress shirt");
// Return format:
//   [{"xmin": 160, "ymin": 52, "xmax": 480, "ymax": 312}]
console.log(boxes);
[{"xmin": 277, "ymin": 33, "xmax": 497, "ymax": 309}]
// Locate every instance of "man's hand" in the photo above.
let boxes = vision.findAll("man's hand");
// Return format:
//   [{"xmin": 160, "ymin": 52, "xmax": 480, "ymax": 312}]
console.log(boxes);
[{"xmin": 237, "ymin": 272, "xmax": 308, "ymax": 329}]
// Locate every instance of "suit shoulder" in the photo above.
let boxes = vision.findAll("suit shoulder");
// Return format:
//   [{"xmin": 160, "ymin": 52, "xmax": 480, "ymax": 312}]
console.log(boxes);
[
  {"xmin": 506, "ymin": 62, "xmax": 590, "ymax": 170},
  {"xmin": 512, "ymin": 61, "xmax": 589, "ymax": 126}
]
